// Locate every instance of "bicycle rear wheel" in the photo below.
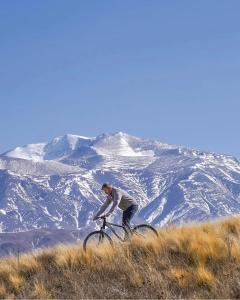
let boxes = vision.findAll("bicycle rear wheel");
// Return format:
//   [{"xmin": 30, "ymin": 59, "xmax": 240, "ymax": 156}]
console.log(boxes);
[
  {"xmin": 132, "ymin": 224, "xmax": 158, "ymax": 239},
  {"xmin": 83, "ymin": 230, "xmax": 113, "ymax": 251}
]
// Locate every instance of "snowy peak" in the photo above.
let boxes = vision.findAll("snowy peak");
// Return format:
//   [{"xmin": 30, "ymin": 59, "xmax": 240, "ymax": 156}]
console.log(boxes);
[
  {"xmin": 2, "ymin": 132, "xmax": 161, "ymax": 162},
  {"xmin": 2, "ymin": 134, "xmax": 94, "ymax": 162},
  {"xmin": 3, "ymin": 132, "xmax": 234, "ymax": 166},
  {"xmin": 3, "ymin": 143, "xmax": 46, "ymax": 162},
  {"xmin": 92, "ymin": 132, "xmax": 155, "ymax": 157},
  {"xmin": 44, "ymin": 134, "xmax": 94, "ymax": 160}
]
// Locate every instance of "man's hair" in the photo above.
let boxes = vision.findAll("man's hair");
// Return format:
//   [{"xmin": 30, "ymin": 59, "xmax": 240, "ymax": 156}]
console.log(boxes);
[{"xmin": 101, "ymin": 183, "xmax": 111, "ymax": 190}]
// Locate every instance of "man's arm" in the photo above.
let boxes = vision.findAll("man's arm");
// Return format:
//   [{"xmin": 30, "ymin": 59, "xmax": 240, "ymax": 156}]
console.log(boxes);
[
  {"xmin": 107, "ymin": 190, "xmax": 122, "ymax": 215},
  {"xmin": 93, "ymin": 197, "xmax": 111, "ymax": 219}
]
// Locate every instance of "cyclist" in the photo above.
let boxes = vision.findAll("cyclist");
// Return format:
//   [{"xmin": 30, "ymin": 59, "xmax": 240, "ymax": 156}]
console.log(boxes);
[{"xmin": 93, "ymin": 183, "xmax": 138, "ymax": 232}]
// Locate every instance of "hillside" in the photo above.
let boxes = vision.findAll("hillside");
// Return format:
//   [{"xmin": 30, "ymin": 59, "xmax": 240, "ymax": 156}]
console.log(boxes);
[
  {"xmin": 1, "ymin": 217, "xmax": 240, "ymax": 299},
  {"xmin": 0, "ymin": 132, "xmax": 240, "ymax": 253}
]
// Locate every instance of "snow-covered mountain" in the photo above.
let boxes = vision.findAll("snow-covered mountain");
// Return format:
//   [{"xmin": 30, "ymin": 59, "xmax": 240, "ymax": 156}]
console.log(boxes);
[{"xmin": 0, "ymin": 132, "xmax": 240, "ymax": 253}]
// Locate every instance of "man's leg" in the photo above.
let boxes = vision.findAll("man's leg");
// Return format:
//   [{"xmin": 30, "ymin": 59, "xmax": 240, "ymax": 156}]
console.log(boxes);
[{"xmin": 122, "ymin": 205, "xmax": 138, "ymax": 234}]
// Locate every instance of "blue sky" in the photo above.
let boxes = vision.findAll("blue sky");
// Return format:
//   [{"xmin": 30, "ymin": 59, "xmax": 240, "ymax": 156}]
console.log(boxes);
[{"xmin": 0, "ymin": 1, "xmax": 240, "ymax": 156}]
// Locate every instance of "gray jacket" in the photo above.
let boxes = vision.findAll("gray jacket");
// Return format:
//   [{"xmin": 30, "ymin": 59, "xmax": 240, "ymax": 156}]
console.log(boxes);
[{"xmin": 95, "ymin": 187, "xmax": 137, "ymax": 218}]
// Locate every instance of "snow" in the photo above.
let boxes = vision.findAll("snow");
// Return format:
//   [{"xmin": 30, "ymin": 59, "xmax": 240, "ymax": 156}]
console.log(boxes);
[
  {"xmin": 93, "ymin": 132, "xmax": 155, "ymax": 157},
  {"xmin": 4, "ymin": 134, "xmax": 95, "ymax": 162},
  {"xmin": 5, "ymin": 143, "xmax": 46, "ymax": 162},
  {"xmin": 3, "ymin": 132, "xmax": 156, "ymax": 160},
  {"xmin": 49, "ymin": 134, "xmax": 93, "ymax": 151}
]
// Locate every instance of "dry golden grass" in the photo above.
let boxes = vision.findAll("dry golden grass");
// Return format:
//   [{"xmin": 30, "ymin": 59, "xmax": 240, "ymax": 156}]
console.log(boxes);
[
  {"xmin": 169, "ymin": 267, "xmax": 192, "ymax": 288},
  {"xmin": 33, "ymin": 280, "xmax": 52, "ymax": 299},
  {"xmin": 1, "ymin": 217, "xmax": 240, "ymax": 298},
  {"xmin": 196, "ymin": 265, "xmax": 215, "ymax": 287}
]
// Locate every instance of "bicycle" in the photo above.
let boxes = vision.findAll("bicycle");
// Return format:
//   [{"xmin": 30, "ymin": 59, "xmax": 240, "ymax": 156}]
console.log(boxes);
[{"xmin": 83, "ymin": 216, "xmax": 158, "ymax": 251}]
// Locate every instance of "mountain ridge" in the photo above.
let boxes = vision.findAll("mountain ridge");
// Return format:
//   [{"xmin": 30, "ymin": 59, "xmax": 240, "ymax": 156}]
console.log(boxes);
[{"xmin": 3, "ymin": 132, "xmax": 238, "ymax": 162}]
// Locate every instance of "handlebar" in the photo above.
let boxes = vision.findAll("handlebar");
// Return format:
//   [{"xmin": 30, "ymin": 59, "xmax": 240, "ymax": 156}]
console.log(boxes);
[
  {"xmin": 94, "ymin": 215, "xmax": 107, "ymax": 228},
  {"xmin": 97, "ymin": 216, "xmax": 107, "ymax": 220},
  {"xmin": 93, "ymin": 215, "xmax": 107, "ymax": 221}
]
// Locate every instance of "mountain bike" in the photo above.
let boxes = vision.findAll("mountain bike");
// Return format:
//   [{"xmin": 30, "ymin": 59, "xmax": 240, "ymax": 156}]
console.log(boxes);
[{"xmin": 83, "ymin": 216, "xmax": 158, "ymax": 251}]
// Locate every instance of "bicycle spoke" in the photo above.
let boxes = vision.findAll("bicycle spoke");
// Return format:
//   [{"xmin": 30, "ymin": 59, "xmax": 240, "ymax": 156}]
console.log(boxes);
[
  {"xmin": 98, "ymin": 234, "xmax": 102, "ymax": 245},
  {"xmin": 134, "ymin": 231, "xmax": 146, "ymax": 238},
  {"xmin": 83, "ymin": 231, "xmax": 113, "ymax": 251}
]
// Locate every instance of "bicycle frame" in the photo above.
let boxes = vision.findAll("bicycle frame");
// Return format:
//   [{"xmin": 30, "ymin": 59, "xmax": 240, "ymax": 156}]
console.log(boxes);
[{"xmin": 99, "ymin": 217, "xmax": 127, "ymax": 242}]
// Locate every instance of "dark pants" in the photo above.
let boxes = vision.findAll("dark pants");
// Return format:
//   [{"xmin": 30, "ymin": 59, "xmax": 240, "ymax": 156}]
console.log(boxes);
[{"xmin": 122, "ymin": 204, "xmax": 138, "ymax": 232}]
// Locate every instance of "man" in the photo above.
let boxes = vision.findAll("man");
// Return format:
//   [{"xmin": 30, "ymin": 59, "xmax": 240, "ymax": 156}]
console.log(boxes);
[{"xmin": 93, "ymin": 183, "xmax": 138, "ymax": 231}]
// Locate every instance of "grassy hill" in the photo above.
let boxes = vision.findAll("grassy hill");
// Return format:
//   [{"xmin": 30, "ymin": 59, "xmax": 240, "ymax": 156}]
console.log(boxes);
[{"xmin": 1, "ymin": 217, "xmax": 240, "ymax": 299}]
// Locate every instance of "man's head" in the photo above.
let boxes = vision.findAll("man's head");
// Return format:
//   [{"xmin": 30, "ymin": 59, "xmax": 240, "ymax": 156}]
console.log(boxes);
[{"xmin": 101, "ymin": 183, "xmax": 112, "ymax": 195}]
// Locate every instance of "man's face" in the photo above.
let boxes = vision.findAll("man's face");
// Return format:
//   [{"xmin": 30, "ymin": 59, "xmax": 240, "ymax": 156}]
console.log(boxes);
[{"xmin": 103, "ymin": 187, "xmax": 112, "ymax": 195}]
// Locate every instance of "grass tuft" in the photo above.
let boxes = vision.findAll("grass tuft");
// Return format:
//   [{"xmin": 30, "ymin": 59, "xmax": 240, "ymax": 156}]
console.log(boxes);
[
  {"xmin": 169, "ymin": 267, "xmax": 192, "ymax": 287},
  {"xmin": 33, "ymin": 279, "xmax": 52, "ymax": 299},
  {"xmin": 196, "ymin": 265, "xmax": 215, "ymax": 287}
]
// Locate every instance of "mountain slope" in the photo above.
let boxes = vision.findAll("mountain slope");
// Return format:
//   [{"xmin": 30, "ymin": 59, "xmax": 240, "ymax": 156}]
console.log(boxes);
[
  {"xmin": 1, "ymin": 217, "xmax": 240, "ymax": 299},
  {"xmin": 0, "ymin": 132, "xmax": 240, "ymax": 251}
]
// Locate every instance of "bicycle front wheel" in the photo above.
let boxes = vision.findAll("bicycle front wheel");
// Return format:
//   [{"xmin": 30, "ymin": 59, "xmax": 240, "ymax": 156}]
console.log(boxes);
[
  {"xmin": 132, "ymin": 224, "xmax": 158, "ymax": 239},
  {"xmin": 83, "ymin": 230, "xmax": 113, "ymax": 251}
]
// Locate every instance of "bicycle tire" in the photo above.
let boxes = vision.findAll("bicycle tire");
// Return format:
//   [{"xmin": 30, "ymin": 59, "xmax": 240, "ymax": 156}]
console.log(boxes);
[
  {"xmin": 83, "ymin": 230, "xmax": 113, "ymax": 251},
  {"xmin": 132, "ymin": 224, "xmax": 158, "ymax": 239}
]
